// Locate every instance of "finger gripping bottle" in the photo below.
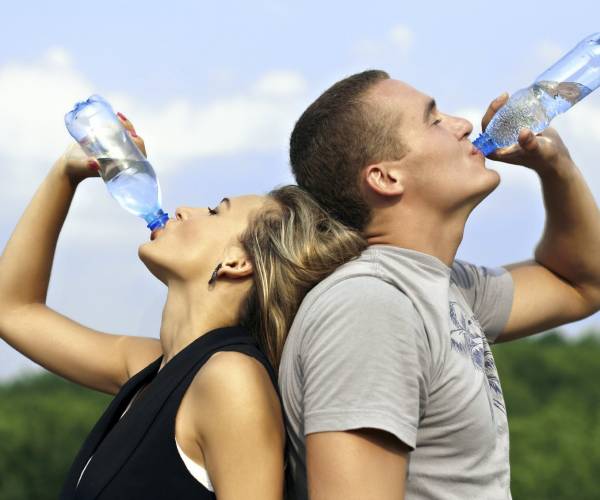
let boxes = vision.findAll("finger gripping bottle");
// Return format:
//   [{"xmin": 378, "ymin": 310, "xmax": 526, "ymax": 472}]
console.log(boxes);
[
  {"xmin": 473, "ymin": 33, "xmax": 600, "ymax": 156},
  {"xmin": 64, "ymin": 95, "xmax": 169, "ymax": 231}
]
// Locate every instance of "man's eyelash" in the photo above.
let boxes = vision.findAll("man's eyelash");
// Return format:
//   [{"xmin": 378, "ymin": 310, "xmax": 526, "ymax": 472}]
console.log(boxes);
[{"xmin": 208, "ymin": 206, "xmax": 219, "ymax": 215}]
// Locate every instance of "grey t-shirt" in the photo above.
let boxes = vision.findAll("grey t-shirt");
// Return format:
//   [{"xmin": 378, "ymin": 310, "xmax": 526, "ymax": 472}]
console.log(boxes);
[{"xmin": 279, "ymin": 245, "xmax": 515, "ymax": 500}]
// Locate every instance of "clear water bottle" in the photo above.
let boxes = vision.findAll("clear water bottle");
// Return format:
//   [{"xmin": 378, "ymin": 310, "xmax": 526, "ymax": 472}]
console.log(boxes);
[
  {"xmin": 64, "ymin": 95, "xmax": 169, "ymax": 231},
  {"xmin": 473, "ymin": 33, "xmax": 600, "ymax": 156}
]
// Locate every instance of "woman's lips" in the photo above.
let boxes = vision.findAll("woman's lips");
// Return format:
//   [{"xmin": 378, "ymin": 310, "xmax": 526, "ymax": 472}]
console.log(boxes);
[{"xmin": 150, "ymin": 219, "xmax": 174, "ymax": 240}]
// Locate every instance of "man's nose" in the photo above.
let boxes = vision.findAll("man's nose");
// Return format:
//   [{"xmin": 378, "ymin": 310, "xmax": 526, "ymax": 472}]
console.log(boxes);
[{"xmin": 452, "ymin": 115, "xmax": 474, "ymax": 140}]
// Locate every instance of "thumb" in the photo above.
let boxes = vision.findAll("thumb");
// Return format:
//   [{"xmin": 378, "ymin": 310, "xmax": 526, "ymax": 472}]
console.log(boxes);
[{"xmin": 518, "ymin": 129, "xmax": 539, "ymax": 153}]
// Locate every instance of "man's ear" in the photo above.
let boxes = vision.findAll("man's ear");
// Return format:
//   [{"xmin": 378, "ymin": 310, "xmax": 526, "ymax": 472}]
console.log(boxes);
[
  {"xmin": 363, "ymin": 161, "xmax": 405, "ymax": 197},
  {"xmin": 217, "ymin": 246, "xmax": 253, "ymax": 281}
]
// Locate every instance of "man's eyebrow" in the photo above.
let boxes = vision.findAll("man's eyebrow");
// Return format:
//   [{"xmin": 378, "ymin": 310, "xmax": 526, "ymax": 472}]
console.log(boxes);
[
  {"xmin": 423, "ymin": 98, "xmax": 437, "ymax": 123},
  {"xmin": 220, "ymin": 197, "xmax": 231, "ymax": 209}
]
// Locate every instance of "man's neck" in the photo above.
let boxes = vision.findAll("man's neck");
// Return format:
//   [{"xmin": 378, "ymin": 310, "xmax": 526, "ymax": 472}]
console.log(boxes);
[{"xmin": 365, "ymin": 206, "xmax": 467, "ymax": 267}]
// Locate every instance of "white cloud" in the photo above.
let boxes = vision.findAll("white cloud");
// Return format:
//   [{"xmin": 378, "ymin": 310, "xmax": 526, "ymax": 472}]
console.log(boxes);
[
  {"xmin": 352, "ymin": 23, "xmax": 415, "ymax": 61},
  {"xmin": 44, "ymin": 46, "xmax": 73, "ymax": 67},
  {"xmin": 253, "ymin": 70, "xmax": 307, "ymax": 96},
  {"xmin": 389, "ymin": 24, "xmax": 415, "ymax": 53},
  {"xmin": 0, "ymin": 48, "xmax": 309, "ymax": 243},
  {"xmin": 555, "ymin": 95, "xmax": 600, "ymax": 191},
  {"xmin": 352, "ymin": 39, "xmax": 383, "ymax": 59},
  {"xmin": 0, "ymin": 49, "xmax": 93, "ymax": 167},
  {"xmin": 559, "ymin": 94, "xmax": 600, "ymax": 145},
  {"xmin": 0, "ymin": 49, "xmax": 308, "ymax": 181},
  {"xmin": 129, "ymin": 75, "xmax": 306, "ymax": 168}
]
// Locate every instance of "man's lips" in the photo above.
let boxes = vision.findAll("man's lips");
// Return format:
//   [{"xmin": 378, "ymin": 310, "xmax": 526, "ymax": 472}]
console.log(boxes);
[{"xmin": 470, "ymin": 144, "xmax": 485, "ymax": 158}]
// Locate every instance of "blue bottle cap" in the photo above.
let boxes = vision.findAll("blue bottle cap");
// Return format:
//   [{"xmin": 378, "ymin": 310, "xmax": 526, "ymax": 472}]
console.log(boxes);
[{"xmin": 472, "ymin": 133, "xmax": 498, "ymax": 156}]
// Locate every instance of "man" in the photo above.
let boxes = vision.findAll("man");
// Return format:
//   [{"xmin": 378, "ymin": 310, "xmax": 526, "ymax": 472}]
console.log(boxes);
[{"xmin": 278, "ymin": 70, "xmax": 600, "ymax": 499}]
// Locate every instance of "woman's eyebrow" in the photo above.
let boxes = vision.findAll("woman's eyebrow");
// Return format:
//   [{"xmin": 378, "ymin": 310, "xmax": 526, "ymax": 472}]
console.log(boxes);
[{"xmin": 220, "ymin": 197, "xmax": 231, "ymax": 209}]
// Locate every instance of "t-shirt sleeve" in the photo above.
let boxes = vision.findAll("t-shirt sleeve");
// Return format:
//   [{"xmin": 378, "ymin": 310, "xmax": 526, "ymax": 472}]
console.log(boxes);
[
  {"xmin": 298, "ymin": 276, "xmax": 431, "ymax": 450},
  {"xmin": 451, "ymin": 259, "xmax": 515, "ymax": 343}
]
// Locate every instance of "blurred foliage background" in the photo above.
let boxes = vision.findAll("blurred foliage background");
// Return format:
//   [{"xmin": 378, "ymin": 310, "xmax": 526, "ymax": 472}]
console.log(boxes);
[{"xmin": 1, "ymin": 330, "xmax": 599, "ymax": 499}]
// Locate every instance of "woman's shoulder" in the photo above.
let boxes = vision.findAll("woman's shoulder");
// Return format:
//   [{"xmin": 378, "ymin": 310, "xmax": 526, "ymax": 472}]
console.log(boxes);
[
  {"xmin": 187, "ymin": 350, "xmax": 284, "ymax": 435},
  {"xmin": 179, "ymin": 351, "xmax": 286, "ymax": 495},
  {"xmin": 198, "ymin": 350, "xmax": 277, "ymax": 398}
]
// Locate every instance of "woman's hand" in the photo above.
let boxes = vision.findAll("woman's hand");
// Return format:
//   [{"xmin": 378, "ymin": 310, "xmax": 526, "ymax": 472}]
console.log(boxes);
[
  {"xmin": 0, "ymin": 109, "xmax": 161, "ymax": 396},
  {"xmin": 54, "ymin": 112, "xmax": 147, "ymax": 186}
]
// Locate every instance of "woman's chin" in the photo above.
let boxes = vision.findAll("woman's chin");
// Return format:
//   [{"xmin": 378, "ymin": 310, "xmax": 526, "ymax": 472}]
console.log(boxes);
[
  {"xmin": 137, "ymin": 242, "xmax": 152, "ymax": 264},
  {"xmin": 138, "ymin": 245, "xmax": 168, "ymax": 284}
]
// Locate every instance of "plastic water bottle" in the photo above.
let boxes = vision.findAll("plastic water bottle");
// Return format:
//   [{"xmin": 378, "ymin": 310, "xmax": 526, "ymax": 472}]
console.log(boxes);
[
  {"xmin": 64, "ymin": 95, "xmax": 169, "ymax": 231},
  {"xmin": 473, "ymin": 33, "xmax": 600, "ymax": 156}
]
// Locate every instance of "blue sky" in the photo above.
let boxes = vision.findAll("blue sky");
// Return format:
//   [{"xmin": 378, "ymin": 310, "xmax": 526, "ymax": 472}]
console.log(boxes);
[{"xmin": 1, "ymin": 0, "xmax": 600, "ymax": 378}]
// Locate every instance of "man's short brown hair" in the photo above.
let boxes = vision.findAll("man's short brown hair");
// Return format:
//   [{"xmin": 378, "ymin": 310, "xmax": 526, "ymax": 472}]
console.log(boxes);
[{"xmin": 290, "ymin": 69, "xmax": 405, "ymax": 231}]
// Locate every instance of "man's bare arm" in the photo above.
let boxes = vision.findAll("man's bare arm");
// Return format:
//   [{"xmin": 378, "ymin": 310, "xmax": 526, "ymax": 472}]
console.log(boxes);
[
  {"xmin": 307, "ymin": 428, "xmax": 409, "ymax": 500},
  {"xmin": 479, "ymin": 96, "xmax": 600, "ymax": 342}
]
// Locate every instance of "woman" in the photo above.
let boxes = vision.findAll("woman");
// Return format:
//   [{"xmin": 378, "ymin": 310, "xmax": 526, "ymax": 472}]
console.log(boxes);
[{"xmin": 0, "ymin": 114, "xmax": 366, "ymax": 499}]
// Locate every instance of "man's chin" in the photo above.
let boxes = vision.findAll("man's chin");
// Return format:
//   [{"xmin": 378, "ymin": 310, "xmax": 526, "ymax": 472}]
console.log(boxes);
[
  {"xmin": 464, "ymin": 170, "xmax": 501, "ymax": 212},
  {"xmin": 486, "ymin": 168, "xmax": 502, "ymax": 192}
]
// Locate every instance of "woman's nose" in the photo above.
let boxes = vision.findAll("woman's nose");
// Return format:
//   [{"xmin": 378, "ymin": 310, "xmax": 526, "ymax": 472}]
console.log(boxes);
[{"xmin": 175, "ymin": 207, "xmax": 192, "ymax": 220}]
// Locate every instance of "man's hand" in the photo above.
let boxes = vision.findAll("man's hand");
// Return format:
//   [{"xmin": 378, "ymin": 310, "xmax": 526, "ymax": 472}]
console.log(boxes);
[
  {"xmin": 480, "ymin": 92, "xmax": 574, "ymax": 176},
  {"xmin": 484, "ymin": 93, "xmax": 600, "ymax": 342}
]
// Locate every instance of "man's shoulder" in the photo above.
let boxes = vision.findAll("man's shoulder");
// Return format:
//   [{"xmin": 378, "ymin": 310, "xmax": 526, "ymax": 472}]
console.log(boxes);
[
  {"xmin": 294, "ymin": 249, "xmax": 420, "ymax": 328},
  {"xmin": 307, "ymin": 250, "xmax": 398, "ymax": 295},
  {"xmin": 279, "ymin": 248, "xmax": 429, "ymax": 375},
  {"xmin": 450, "ymin": 258, "xmax": 510, "ymax": 293}
]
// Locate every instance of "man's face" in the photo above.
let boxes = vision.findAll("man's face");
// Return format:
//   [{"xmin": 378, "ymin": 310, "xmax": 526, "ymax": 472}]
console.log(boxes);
[{"xmin": 366, "ymin": 79, "xmax": 500, "ymax": 216}]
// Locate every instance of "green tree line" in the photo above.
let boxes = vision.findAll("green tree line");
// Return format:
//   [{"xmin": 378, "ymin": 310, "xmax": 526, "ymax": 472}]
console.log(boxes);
[{"xmin": 1, "ymin": 330, "xmax": 599, "ymax": 499}]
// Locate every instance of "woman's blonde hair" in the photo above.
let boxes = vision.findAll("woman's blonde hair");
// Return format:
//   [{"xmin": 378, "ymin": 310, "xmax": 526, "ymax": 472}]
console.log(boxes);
[{"xmin": 239, "ymin": 185, "xmax": 367, "ymax": 370}]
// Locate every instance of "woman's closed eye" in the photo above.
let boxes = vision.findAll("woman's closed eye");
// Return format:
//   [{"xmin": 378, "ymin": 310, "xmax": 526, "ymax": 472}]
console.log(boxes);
[{"xmin": 208, "ymin": 206, "xmax": 219, "ymax": 215}]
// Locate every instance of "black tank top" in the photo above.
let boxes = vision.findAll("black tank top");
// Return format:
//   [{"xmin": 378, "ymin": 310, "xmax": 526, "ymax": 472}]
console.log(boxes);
[{"xmin": 60, "ymin": 326, "xmax": 292, "ymax": 500}]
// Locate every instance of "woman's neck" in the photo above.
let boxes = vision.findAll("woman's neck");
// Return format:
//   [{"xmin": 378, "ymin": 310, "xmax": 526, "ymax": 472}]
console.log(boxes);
[{"xmin": 158, "ymin": 280, "xmax": 239, "ymax": 369}]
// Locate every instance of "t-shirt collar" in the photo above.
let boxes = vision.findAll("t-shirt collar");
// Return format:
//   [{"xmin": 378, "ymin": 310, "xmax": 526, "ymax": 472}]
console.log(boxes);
[{"xmin": 368, "ymin": 244, "xmax": 453, "ymax": 277}]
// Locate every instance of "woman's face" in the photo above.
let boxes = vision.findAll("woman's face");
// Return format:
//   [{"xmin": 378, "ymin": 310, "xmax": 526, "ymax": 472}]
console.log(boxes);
[{"xmin": 138, "ymin": 195, "xmax": 267, "ymax": 284}]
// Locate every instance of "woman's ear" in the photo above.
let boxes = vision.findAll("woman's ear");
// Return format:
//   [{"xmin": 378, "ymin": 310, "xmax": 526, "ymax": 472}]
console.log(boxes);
[
  {"xmin": 217, "ymin": 246, "xmax": 253, "ymax": 281},
  {"xmin": 364, "ymin": 160, "xmax": 405, "ymax": 197}
]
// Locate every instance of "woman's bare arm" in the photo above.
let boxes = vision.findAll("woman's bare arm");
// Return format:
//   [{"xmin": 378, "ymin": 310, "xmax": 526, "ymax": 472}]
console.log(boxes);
[
  {"xmin": 0, "ymin": 124, "xmax": 162, "ymax": 394},
  {"xmin": 191, "ymin": 351, "xmax": 286, "ymax": 500}
]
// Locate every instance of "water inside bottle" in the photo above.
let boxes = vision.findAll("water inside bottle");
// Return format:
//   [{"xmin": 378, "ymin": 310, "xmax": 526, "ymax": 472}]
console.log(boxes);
[
  {"xmin": 98, "ymin": 158, "xmax": 161, "ymax": 218},
  {"xmin": 487, "ymin": 80, "xmax": 592, "ymax": 148},
  {"xmin": 534, "ymin": 80, "xmax": 592, "ymax": 115}
]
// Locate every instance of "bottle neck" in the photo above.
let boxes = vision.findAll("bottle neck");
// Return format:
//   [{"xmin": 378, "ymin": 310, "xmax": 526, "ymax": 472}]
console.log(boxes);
[
  {"xmin": 146, "ymin": 210, "xmax": 169, "ymax": 230},
  {"xmin": 472, "ymin": 132, "xmax": 497, "ymax": 156}
]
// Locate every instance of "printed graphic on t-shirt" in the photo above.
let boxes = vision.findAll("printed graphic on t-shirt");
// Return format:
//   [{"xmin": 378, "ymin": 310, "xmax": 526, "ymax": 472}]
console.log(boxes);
[{"xmin": 449, "ymin": 301, "xmax": 506, "ymax": 416}]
